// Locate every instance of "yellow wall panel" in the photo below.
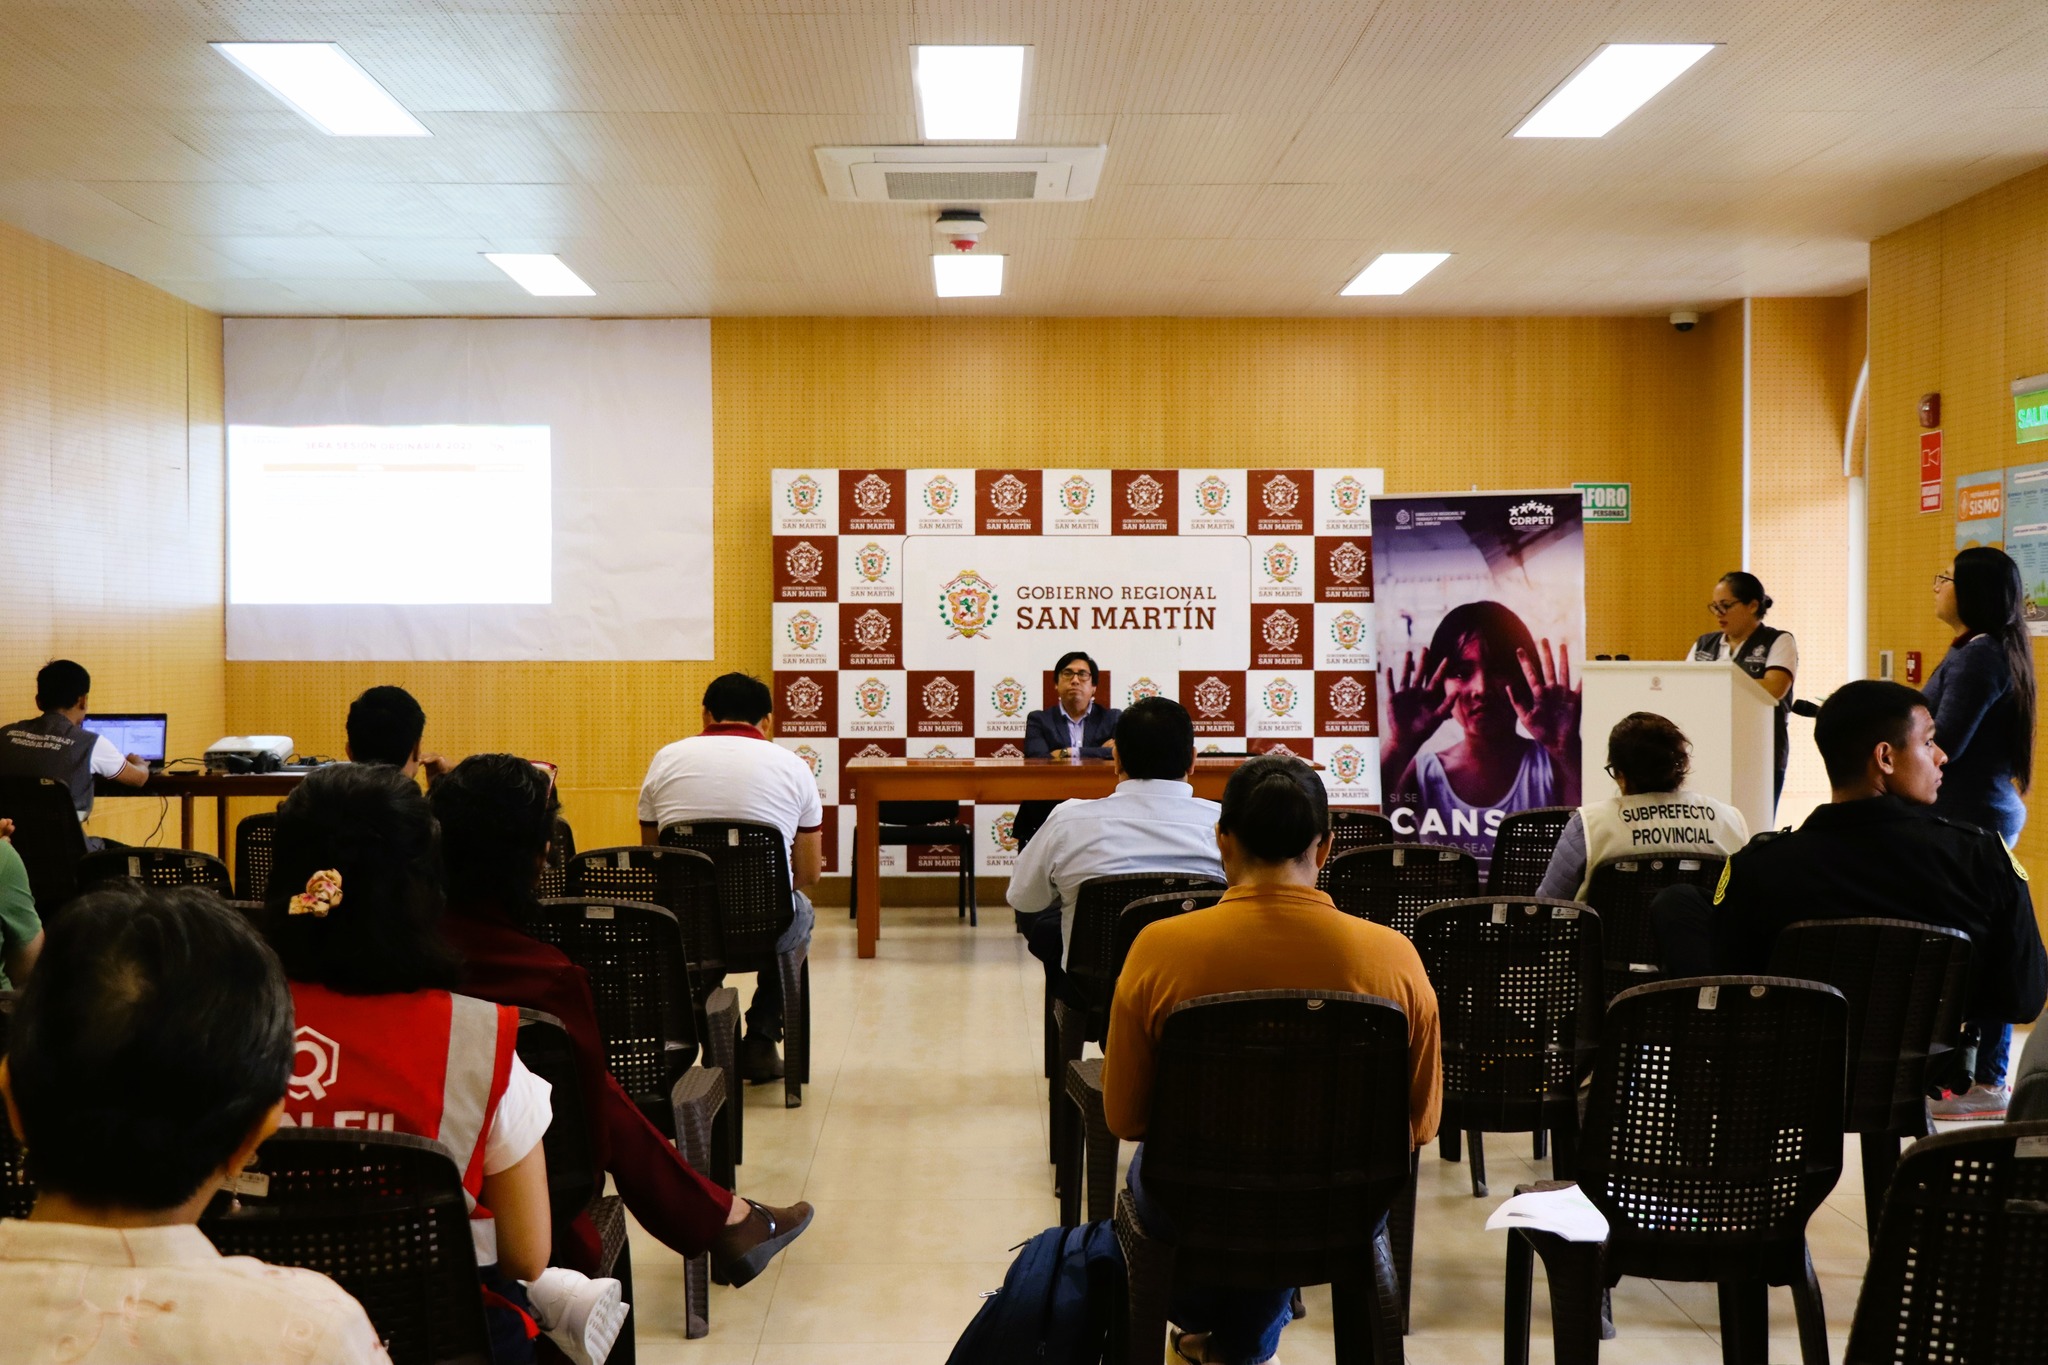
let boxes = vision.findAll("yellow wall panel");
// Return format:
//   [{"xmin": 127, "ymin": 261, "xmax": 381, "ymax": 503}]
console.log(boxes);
[{"xmin": 0, "ymin": 220, "xmax": 225, "ymax": 852}]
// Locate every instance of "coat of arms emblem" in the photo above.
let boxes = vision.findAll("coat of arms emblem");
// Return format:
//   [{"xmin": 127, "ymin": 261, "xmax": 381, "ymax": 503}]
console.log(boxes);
[
  {"xmin": 989, "ymin": 676, "xmax": 1028, "ymax": 716},
  {"xmin": 1262, "ymin": 542, "xmax": 1299, "ymax": 583},
  {"xmin": 1195, "ymin": 475, "xmax": 1231, "ymax": 515},
  {"xmin": 854, "ymin": 541, "xmax": 892, "ymax": 583},
  {"xmin": 924, "ymin": 743, "xmax": 957, "ymax": 759},
  {"xmin": 852, "ymin": 743, "xmax": 891, "ymax": 760},
  {"xmin": 793, "ymin": 745, "xmax": 823, "ymax": 779},
  {"xmin": 784, "ymin": 610, "xmax": 824, "ymax": 652},
  {"xmin": 785, "ymin": 475, "xmax": 822, "ymax": 516},
  {"xmin": 1263, "ymin": 677, "xmax": 1299, "ymax": 716},
  {"xmin": 1262, "ymin": 473, "xmax": 1300, "ymax": 516},
  {"xmin": 990, "ymin": 742, "xmax": 1024, "ymax": 759},
  {"xmin": 1261, "ymin": 610, "xmax": 1301, "ymax": 652},
  {"xmin": 991, "ymin": 811, "xmax": 1019, "ymax": 853},
  {"xmin": 784, "ymin": 676, "xmax": 825, "ymax": 718},
  {"xmin": 988, "ymin": 473, "xmax": 1030, "ymax": 517},
  {"xmin": 1330, "ymin": 475, "xmax": 1367, "ymax": 516},
  {"xmin": 1059, "ymin": 475, "xmax": 1095, "ymax": 515},
  {"xmin": 1328, "ymin": 540, "xmax": 1369, "ymax": 584},
  {"xmin": 1330, "ymin": 744, "xmax": 1366, "ymax": 786},
  {"xmin": 921, "ymin": 675, "xmax": 961, "ymax": 718},
  {"xmin": 784, "ymin": 540, "xmax": 825, "ymax": 583},
  {"xmin": 855, "ymin": 676, "xmax": 892, "ymax": 718},
  {"xmin": 1328, "ymin": 674, "xmax": 1370, "ymax": 718},
  {"xmin": 924, "ymin": 475, "xmax": 960, "ymax": 516},
  {"xmin": 1192, "ymin": 675, "xmax": 1232, "ymax": 718},
  {"xmin": 1126, "ymin": 676, "xmax": 1163, "ymax": 705},
  {"xmin": 852, "ymin": 609, "xmax": 893, "ymax": 652},
  {"xmin": 1329, "ymin": 610, "xmax": 1366, "ymax": 652},
  {"xmin": 1126, "ymin": 474, "xmax": 1166, "ymax": 517},
  {"xmin": 852, "ymin": 472, "xmax": 892, "ymax": 516},
  {"xmin": 937, "ymin": 570, "xmax": 999, "ymax": 639}
]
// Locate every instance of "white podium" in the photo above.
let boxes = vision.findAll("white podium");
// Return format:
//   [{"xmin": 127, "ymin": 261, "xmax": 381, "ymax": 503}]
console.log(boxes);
[{"xmin": 1580, "ymin": 660, "xmax": 1778, "ymax": 835}]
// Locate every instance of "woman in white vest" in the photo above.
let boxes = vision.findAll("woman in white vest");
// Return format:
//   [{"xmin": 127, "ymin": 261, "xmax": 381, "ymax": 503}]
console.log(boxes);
[{"xmin": 1535, "ymin": 711, "xmax": 1750, "ymax": 901}]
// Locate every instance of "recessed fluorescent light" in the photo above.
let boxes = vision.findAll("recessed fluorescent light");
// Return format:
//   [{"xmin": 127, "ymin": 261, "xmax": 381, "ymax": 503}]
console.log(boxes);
[
  {"xmin": 1341, "ymin": 253, "xmax": 1451, "ymax": 297},
  {"xmin": 211, "ymin": 42, "xmax": 429, "ymax": 137},
  {"xmin": 933, "ymin": 254, "xmax": 1004, "ymax": 297},
  {"xmin": 915, "ymin": 46, "xmax": 1026, "ymax": 140},
  {"xmin": 485, "ymin": 253, "xmax": 595, "ymax": 297},
  {"xmin": 1513, "ymin": 43, "xmax": 1716, "ymax": 138}
]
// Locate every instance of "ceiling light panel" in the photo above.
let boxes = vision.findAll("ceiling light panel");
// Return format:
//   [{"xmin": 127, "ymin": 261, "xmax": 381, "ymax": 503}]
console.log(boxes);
[
  {"xmin": 211, "ymin": 42, "xmax": 430, "ymax": 138},
  {"xmin": 933, "ymin": 254, "xmax": 1004, "ymax": 298},
  {"xmin": 915, "ymin": 46, "xmax": 1027, "ymax": 140},
  {"xmin": 1341, "ymin": 252, "xmax": 1450, "ymax": 296},
  {"xmin": 485, "ymin": 253, "xmax": 595, "ymax": 297},
  {"xmin": 1513, "ymin": 43, "xmax": 1717, "ymax": 139}
]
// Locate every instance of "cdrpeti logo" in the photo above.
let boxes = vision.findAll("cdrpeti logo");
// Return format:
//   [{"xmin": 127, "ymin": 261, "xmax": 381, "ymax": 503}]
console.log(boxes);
[
  {"xmin": 1507, "ymin": 499, "xmax": 1555, "ymax": 529},
  {"xmin": 289, "ymin": 1026, "xmax": 341, "ymax": 1101}
]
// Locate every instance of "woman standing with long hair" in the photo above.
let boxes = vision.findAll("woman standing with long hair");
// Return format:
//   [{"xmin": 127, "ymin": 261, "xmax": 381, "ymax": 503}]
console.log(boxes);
[{"xmin": 1928, "ymin": 545, "xmax": 2039, "ymax": 1119}]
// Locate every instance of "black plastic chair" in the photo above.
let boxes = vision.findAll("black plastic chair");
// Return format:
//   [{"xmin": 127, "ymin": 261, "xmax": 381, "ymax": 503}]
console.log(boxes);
[
  {"xmin": 524, "ymin": 894, "xmax": 736, "ymax": 1186},
  {"xmin": 514, "ymin": 1009, "xmax": 647, "ymax": 1352},
  {"xmin": 1504, "ymin": 976, "xmax": 1847, "ymax": 1365},
  {"xmin": 201, "ymin": 1129, "xmax": 491, "ymax": 1365},
  {"xmin": 76, "ymin": 846, "xmax": 233, "ymax": 897},
  {"xmin": 535, "ymin": 817, "xmax": 576, "ymax": 901},
  {"xmin": 1413, "ymin": 898, "xmax": 1602, "ymax": 1197},
  {"xmin": 1486, "ymin": 807, "xmax": 1576, "ymax": 897},
  {"xmin": 1845, "ymin": 1118, "xmax": 2048, "ymax": 1363},
  {"xmin": 1767, "ymin": 917, "xmax": 1971, "ymax": 1245},
  {"xmin": 1317, "ymin": 809, "xmax": 1397, "ymax": 889},
  {"xmin": 0, "ymin": 776, "xmax": 86, "ymax": 914},
  {"xmin": 849, "ymin": 800, "xmax": 977, "ymax": 925},
  {"xmin": 1582, "ymin": 853, "xmax": 1725, "ymax": 1001},
  {"xmin": 657, "ymin": 820, "xmax": 812, "ymax": 1108},
  {"xmin": 1116, "ymin": 990, "xmax": 1416, "ymax": 1365},
  {"xmin": 234, "ymin": 810, "xmax": 277, "ymax": 901},
  {"xmin": 1325, "ymin": 843, "xmax": 1481, "ymax": 939},
  {"xmin": 1059, "ymin": 886, "xmax": 1227, "ymax": 1224},
  {"xmin": 1047, "ymin": 872, "xmax": 1226, "ymax": 1180}
]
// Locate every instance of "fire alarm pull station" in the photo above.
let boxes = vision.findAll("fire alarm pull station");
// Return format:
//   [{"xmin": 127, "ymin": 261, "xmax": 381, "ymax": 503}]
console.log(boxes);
[{"xmin": 1905, "ymin": 650, "xmax": 1923, "ymax": 686}]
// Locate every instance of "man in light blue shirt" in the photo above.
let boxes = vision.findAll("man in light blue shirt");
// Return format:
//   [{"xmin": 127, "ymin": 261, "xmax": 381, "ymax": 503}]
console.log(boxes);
[{"xmin": 1007, "ymin": 697, "xmax": 1224, "ymax": 998}]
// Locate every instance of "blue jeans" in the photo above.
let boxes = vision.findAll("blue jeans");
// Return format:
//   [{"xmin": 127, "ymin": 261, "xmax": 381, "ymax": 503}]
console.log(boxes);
[
  {"xmin": 741, "ymin": 890, "xmax": 814, "ymax": 1039},
  {"xmin": 1128, "ymin": 1147, "xmax": 1292, "ymax": 1365},
  {"xmin": 1969, "ymin": 1020, "xmax": 2013, "ymax": 1088}
]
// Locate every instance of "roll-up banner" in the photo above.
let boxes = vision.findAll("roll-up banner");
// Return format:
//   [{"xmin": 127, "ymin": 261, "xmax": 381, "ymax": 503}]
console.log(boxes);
[{"xmin": 1371, "ymin": 491, "xmax": 1585, "ymax": 873}]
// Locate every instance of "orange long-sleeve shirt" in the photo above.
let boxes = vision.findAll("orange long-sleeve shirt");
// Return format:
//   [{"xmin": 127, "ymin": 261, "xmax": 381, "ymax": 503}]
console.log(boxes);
[{"xmin": 1101, "ymin": 882, "xmax": 1442, "ymax": 1148}]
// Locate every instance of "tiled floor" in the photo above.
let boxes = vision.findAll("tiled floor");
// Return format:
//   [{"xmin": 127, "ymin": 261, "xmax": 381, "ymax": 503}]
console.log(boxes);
[{"xmin": 617, "ymin": 903, "xmax": 1976, "ymax": 1365}]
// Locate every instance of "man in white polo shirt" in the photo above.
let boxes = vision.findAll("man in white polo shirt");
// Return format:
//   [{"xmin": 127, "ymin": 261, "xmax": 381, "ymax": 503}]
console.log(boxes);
[
  {"xmin": 1006, "ymin": 696, "xmax": 1225, "ymax": 1002},
  {"xmin": 638, "ymin": 673, "xmax": 820, "ymax": 1083}
]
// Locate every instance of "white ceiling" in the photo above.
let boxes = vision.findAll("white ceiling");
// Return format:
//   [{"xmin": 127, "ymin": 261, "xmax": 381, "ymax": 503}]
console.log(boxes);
[{"xmin": 2, "ymin": 1, "xmax": 2042, "ymax": 317}]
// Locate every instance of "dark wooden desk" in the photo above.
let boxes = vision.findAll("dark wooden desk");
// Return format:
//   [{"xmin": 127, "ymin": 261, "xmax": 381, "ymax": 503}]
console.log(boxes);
[
  {"xmin": 97, "ymin": 771, "xmax": 307, "ymax": 854},
  {"xmin": 844, "ymin": 756, "xmax": 1262, "ymax": 959}
]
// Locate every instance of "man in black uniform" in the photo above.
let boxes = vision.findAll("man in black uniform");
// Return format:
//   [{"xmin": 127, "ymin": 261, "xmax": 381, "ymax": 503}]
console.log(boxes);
[{"xmin": 1654, "ymin": 679, "xmax": 2047, "ymax": 1033}]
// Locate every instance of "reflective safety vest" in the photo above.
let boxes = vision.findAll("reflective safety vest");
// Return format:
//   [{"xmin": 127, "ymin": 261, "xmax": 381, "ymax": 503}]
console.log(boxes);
[
  {"xmin": 1577, "ymin": 789, "xmax": 1750, "ymax": 900},
  {"xmin": 284, "ymin": 982, "xmax": 518, "ymax": 1211}
]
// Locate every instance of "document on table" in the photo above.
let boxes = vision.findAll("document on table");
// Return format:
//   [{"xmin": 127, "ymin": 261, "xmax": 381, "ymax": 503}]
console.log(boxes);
[{"xmin": 1485, "ymin": 1184, "xmax": 1609, "ymax": 1243}]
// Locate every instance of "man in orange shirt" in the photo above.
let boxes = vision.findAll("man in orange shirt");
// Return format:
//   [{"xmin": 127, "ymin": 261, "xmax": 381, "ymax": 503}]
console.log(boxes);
[{"xmin": 1103, "ymin": 754, "xmax": 1441, "ymax": 1365}]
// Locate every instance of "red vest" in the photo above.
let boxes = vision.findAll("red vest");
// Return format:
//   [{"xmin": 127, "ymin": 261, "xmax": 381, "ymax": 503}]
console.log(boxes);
[{"xmin": 284, "ymin": 982, "xmax": 518, "ymax": 1208}]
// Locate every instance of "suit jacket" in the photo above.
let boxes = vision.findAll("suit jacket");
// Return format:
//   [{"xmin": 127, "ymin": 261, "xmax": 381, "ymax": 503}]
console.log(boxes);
[{"xmin": 1023, "ymin": 703, "xmax": 1121, "ymax": 759}]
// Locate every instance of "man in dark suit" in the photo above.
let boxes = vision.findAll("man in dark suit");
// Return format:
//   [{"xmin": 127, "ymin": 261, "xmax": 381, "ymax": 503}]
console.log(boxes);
[{"xmin": 1023, "ymin": 651, "xmax": 1122, "ymax": 763}]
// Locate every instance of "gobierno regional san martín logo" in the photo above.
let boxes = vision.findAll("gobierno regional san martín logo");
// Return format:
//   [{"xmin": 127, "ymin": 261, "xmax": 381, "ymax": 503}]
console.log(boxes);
[
  {"xmin": 1059, "ymin": 475, "xmax": 1096, "ymax": 516},
  {"xmin": 938, "ymin": 570, "xmax": 999, "ymax": 639},
  {"xmin": 1262, "ymin": 542, "xmax": 1299, "ymax": 583},
  {"xmin": 785, "ymin": 474, "xmax": 823, "ymax": 517},
  {"xmin": 989, "ymin": 675, "xmax": 1028, "ymax": 717}
]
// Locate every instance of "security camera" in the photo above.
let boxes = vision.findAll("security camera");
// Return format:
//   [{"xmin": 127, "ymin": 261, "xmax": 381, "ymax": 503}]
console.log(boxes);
[{"xmin": 1670, "ymin": 310, "xmax": 1700, "ymax": 332}]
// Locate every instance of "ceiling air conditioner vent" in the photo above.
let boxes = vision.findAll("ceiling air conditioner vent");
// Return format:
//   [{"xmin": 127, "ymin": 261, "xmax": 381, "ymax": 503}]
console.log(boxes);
[{"xmin": 816, "ymin": 145, "xmax": 1106, "ymax": 203}]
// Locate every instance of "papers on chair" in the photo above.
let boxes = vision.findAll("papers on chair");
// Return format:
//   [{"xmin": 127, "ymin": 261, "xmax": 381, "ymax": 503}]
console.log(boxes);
[{"xmin": 1485, "ymin": 1184, "xmax": 1610, "ymax": 1243}]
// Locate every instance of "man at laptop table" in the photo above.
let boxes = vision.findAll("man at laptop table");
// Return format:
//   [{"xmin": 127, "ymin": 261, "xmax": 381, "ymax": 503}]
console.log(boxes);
[{"xmin": 0, "ymin": 661, "xmax": 149, "ymax": 836}]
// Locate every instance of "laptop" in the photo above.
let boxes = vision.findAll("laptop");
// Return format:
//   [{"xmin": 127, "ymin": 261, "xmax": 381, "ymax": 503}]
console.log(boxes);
[{"xmin": 90, "ymin": 713, "xmax": 169, "ymax": 769}]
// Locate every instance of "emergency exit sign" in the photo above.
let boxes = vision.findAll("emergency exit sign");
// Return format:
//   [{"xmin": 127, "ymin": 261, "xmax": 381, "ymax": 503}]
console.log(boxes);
[{"xmin": 1574, "ymin": 482, "xmax": 1631, "ymax": 523}]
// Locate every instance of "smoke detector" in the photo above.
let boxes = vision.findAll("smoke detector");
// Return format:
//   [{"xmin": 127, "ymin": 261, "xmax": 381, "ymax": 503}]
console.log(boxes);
[
  {"xmin": 815, "ymin": 145, "xmax": 1107, "ymax": 202},
  {"xmin": 937, "ymin": 210, "xmax": 987, "ymax": 251}
]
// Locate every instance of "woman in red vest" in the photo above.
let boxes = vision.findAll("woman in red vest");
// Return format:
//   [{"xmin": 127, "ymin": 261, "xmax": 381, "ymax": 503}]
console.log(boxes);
[{"xmin": 265, "ymin": 763, "xmax": 617, "ymax": 1365}]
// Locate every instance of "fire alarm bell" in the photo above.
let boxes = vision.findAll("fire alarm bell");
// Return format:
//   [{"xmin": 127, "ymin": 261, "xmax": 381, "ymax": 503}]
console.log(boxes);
[{"xmin": 1920, "ymin": 393, "xmax": 1941, "ymax": 428}]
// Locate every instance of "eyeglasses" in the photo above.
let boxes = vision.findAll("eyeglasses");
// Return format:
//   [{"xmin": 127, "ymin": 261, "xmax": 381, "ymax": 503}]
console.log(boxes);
[
  {"xmin": 1707, "ymin": 599, "xmax": 1740, "ymax": 615},
  {"xmin": 1933, "ymin": 572, "xmax": 1953, "ymax": 588},
  {"xmin": 529, "ymin": 759, "xmax": 559, "ymax": 803},
  {"xmin": 1057, "ymin": 667, "xmax": 1094, "ymax": 681}
]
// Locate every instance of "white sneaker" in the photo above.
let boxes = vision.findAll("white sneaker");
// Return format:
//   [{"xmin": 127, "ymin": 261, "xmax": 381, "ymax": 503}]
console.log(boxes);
[
  {"xmin": 1930, "ymin": 1084, "xmax": 2010, "ymax": 1121},
  {"xmin": 520, "ymin": 1267, "xmax": 629, "ymax": 1365}
]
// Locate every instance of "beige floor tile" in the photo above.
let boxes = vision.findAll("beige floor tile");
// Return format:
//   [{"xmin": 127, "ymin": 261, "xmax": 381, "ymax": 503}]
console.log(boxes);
[
  {"xmin": 781, "ymin": 1196, "xmax": 1056, "ymax": 1265},
  {"xmin": 754, "ymin": 1344, "xmax": 956, "ymax": 1364},
  {"xmin": 760, "ymin": 1261, "xmax": 1004, "ymax": 1343},
  {"xmin": 815, "ymin": 1101, "xmax": 1046, "ymax": 1151},
  {"xmin": 802, "ymin": 1142, "xmax": 1056, "ymax": 1201}
]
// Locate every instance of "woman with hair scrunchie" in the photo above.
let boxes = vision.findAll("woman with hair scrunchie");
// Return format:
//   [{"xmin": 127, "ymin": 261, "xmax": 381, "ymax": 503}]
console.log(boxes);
[
  {"xmin": 1688, "ymin": 571, "xmax": 1798, "ymax": 809},
  {"xmin": 1928, "ymin": 545, "xmax": 2040, "ymax": 1120}
]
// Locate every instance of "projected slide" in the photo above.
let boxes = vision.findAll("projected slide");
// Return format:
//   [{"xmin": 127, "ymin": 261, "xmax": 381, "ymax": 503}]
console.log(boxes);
[{"xmin": 228, "ymin": 425, "xmax": 551, "ymax": 605}]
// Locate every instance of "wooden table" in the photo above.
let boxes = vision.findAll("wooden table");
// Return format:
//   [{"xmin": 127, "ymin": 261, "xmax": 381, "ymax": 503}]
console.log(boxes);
[
  {"xmin": 844, "ymin": 756, "xmax": 1263, "ymax": 959},
  {"xmin": 97, "ymin": 770, "xmax": 307, "ymax": 855}
]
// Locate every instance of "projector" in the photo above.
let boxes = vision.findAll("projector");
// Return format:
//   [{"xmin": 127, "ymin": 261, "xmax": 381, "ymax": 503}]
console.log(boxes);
[{"xmin": 205, "ymin": 735, "xmax": 295, "ymax": 774}]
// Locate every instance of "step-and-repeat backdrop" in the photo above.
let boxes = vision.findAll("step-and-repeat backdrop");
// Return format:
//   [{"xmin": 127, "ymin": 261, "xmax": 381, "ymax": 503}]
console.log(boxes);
[{"xmin": 770, "ymin": 467, "xmax": 1384, "ymax": 876}]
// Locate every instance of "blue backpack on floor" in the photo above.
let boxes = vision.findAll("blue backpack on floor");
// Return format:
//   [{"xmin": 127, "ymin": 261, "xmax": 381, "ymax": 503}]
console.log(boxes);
[{"xmin": 946, "ymin": 1222, "xmax": 1127, "ymax": 1365}]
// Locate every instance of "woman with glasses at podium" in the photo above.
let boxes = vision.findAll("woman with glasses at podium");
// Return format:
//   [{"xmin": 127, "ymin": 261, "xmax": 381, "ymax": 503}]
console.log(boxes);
[{"xmin": 1687, "ymin": 571, "xmax": 1797, "ymax": 807}]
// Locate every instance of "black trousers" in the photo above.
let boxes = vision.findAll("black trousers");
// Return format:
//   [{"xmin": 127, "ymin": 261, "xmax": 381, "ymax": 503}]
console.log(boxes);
[{"xmin": 1648, "ymin": 884, "xmax": 1720, "ymax": 976}]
